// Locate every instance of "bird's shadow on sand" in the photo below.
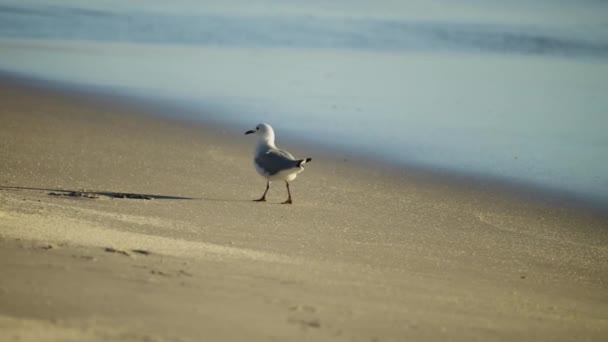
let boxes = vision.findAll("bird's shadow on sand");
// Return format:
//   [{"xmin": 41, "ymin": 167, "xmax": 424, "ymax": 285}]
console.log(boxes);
[{"xmin": 0, "ymin": 186, "xmax": 252, "ymax": 203}]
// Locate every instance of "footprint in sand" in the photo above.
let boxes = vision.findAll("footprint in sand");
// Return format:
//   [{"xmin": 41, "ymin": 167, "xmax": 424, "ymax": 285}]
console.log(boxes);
[
  {"xmin": 103, "ymin": 247, "xmax": 131, "ymax": 257},
  {"xmin": 103, "ymin": 247, "xmax": 153, "ymax": 257},
  {"xmin": 287, "ymin": 305, "xmax": 321, "ymax": 329}
]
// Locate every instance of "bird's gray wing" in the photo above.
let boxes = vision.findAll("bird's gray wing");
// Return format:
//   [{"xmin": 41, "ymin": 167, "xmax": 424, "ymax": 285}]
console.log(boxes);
[{"xmin": 255, "ymin": 149, "xmax": 299, "ymax": 175}]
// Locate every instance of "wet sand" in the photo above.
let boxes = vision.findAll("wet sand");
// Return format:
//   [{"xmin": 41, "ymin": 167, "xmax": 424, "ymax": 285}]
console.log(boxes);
[{"xmin": 0, "ymin": 78, "xmax": 607, "ymax": 341}]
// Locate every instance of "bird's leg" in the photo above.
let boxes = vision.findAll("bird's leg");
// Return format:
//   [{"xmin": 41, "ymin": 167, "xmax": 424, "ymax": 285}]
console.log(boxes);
[
  {"xmin": 254, "ymin": 180, "xmax": 270, "ymax": 202},
  {"xmin": 281, "ymin": 181, "xmax": 293, "ymax": 204}
]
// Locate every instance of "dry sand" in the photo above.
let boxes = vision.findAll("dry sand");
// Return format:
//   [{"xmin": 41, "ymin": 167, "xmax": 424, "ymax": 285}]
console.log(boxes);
[{"xmin": 0, "ymin": 77, "xmax": 607, "ymax": 341}]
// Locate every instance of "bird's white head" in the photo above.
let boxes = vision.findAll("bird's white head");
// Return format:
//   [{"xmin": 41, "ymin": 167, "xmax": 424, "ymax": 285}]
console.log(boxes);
[{"xmin": 245, "ymin": 123, "xmax": 275, "ymax": 144}]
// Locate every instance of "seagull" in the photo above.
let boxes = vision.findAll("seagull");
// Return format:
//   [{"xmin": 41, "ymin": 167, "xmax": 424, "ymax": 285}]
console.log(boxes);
[{"xmin": 245, "ymin": 123, "xmax": 311, "ymax": 204}]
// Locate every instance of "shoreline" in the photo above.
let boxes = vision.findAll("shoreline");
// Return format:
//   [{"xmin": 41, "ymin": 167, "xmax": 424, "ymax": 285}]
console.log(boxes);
[{"xmin": 1, "ymin": 69, "xmax": 606, "ymax": 216}]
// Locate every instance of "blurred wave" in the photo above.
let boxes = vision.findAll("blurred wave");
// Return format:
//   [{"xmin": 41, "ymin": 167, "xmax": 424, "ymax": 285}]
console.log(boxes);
[{"xmin": 1, "ymin": 4, "xmax": 607, "ymax": 58}]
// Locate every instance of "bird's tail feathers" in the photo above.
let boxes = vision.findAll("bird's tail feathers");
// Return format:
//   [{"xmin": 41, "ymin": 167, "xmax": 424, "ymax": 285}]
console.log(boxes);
[{"xmin": 297, "ymin": 158, "xmax": 312, "ymax": 167}]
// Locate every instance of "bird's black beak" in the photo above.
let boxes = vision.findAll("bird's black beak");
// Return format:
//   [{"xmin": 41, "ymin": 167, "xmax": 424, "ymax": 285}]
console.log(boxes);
[{"xmin": 245, "ymin": 130, "xmax": 255, "ymax": 135}]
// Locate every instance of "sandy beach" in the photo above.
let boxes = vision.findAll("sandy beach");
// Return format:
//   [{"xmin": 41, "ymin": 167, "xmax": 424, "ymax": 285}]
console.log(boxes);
[{"xmin": 0, "ymin": 77, "xmax": 607, "ymax": 341}]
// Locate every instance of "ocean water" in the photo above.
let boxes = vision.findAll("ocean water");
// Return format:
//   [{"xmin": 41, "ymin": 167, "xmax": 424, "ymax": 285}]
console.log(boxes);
[{"xmin": 1, "ymin": 0, "xmax": 607, "ymax": 205}]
